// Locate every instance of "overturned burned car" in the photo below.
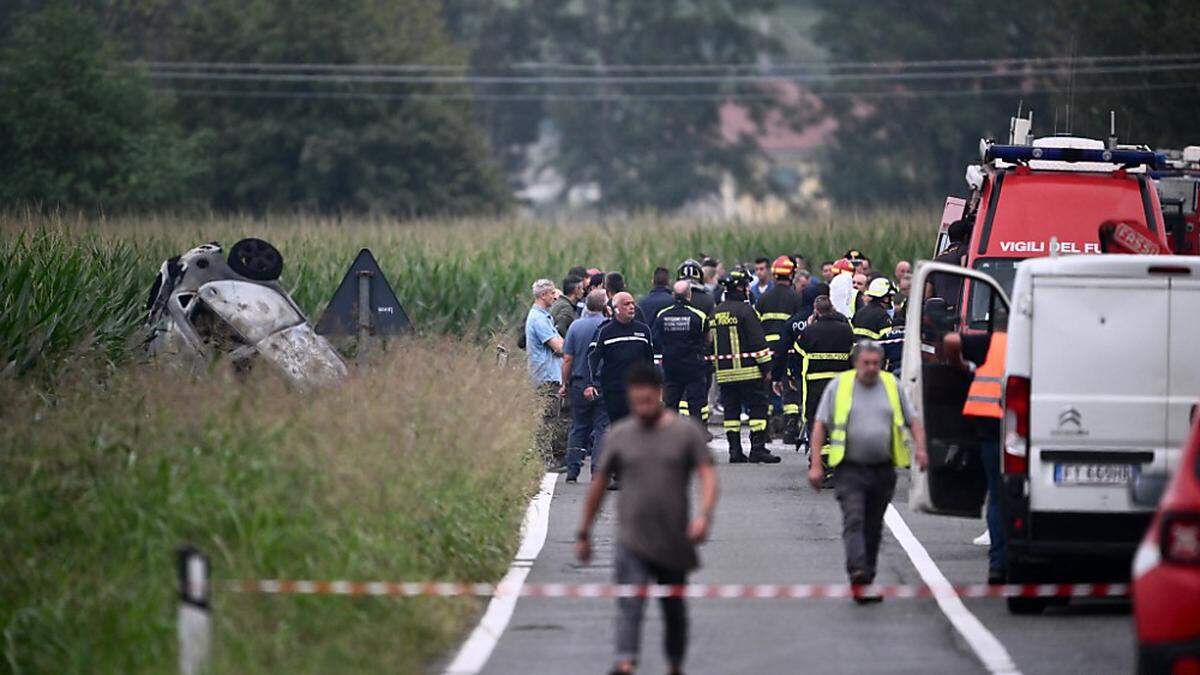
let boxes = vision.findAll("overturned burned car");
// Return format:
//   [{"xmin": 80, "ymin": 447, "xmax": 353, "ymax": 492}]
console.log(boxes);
[{"xmin": 144, "ymin": 238, "xmax": 347, "ymax": 385}]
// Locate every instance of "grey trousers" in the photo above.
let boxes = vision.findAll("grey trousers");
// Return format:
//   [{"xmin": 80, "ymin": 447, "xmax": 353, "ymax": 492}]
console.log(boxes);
[
  {"xmin": 833, "ymin": 462, "xmax": 897, "ymax": 582},
  {"xmin": 614, "ymin": 544, "xmax": 688, "ymax": 667}
]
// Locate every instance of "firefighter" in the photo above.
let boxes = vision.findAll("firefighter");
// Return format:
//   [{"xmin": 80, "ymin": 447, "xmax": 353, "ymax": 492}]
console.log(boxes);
[
  {"xmin": 756, "ymin": 255, "xmax": 805, "ymax": 444},
  {"xmin": 652, "ymin": 280, "xmax": 712, "ymax": 433},
  {"xmin": 789, "ymin": 295, "xmax": 855, "ymax": 463},
  {"xmin": 677, "ymin": 258, "xmax": 715, "ymax": 423},
  {"xmin": 711, "ymin": 268, "xmax": 780, "ymax": 464},
  {"xmin": 678, "ymin": 258, "xmax": 715, "ymax": 316},
  {"xmin": 852, "ymin": 277, "xmax": 895, "ymax": 342}
]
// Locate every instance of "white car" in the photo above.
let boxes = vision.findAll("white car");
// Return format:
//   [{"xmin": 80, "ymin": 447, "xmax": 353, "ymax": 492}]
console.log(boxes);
[{"xmin": 904, "ymin": 254, "xmax": 1200, "ymax": 613}]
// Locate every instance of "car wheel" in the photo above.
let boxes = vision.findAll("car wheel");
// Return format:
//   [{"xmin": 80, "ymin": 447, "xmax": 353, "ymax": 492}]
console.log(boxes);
[
  {"xmin": 1006, "ymin": 596, "xmax": 1047, "ymax": 615},
  {"xmin": 228, "ymin": 238, "xmax": 284, "ymax": 281}
]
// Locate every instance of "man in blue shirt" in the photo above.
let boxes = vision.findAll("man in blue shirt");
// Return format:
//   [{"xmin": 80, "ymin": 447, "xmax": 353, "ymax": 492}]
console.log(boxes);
[
  {"xmin": 526, "ymin": 278, "xmax": 567, "ymax": 469},
  {"xmin": 561, "ymin": 289, "xmax": 611, "ymax": 482}
]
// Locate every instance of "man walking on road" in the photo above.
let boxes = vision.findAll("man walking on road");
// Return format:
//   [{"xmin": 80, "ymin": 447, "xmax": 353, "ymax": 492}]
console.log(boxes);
[
  {"xmin": 808, "ymin": 341, "xmax": 928, "ymax": 601},
  {"xmin": 576, "ymin": 363, "xmax": 719, "ymax": 675}
]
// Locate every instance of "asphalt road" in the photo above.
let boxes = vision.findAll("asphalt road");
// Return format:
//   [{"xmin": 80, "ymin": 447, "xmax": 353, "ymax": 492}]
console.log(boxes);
[{"xmin": 477, "ymin": 430, "xmax": 1136, "ymax": 675}]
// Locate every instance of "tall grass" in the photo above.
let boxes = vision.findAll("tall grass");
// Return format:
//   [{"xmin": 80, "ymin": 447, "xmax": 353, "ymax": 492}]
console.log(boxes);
[
  {"xmin": 0, "ymin": 209, "xmax": 937, "ymax": 378},
  {"xmin": 0, "ymin": 340, "xmax": 542, "ymax": 674}
]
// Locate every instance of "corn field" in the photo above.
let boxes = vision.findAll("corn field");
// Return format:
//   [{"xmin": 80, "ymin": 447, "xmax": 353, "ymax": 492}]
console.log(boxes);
[{"xmin": 0, "ymin": 209, "xmax": 937, "ymax": 378}]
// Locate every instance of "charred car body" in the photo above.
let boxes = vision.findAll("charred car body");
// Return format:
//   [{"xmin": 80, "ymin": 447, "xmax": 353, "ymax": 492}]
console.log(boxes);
[{"xmin": 144, "ymin": 238, "xmax": 346, "ymax": 384}]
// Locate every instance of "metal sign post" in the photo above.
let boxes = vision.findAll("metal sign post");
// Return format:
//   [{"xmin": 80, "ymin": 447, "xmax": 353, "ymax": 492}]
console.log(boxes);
[{"xmin": 177, "ymin": 546, "xmax": 211, "ymax": 675}]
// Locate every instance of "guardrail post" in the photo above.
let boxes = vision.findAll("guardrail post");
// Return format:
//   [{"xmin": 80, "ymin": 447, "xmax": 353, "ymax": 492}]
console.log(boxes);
[{"xmin": 177, "ymin": 546, "xmax": 211, "ymax": 675}]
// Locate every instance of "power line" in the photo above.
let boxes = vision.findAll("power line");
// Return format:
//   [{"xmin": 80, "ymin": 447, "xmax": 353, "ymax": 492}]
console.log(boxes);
[
  {"xmin": 133, "ymin": 52, "xmax": 1200, "ymax": 74},
  {"xmin": 143, "ymin": 60, "xmax": 1200, "ymax": 86},
  {"xmin": 166, "ymin": 80, "xmax": 1200, "ymax": 103}
]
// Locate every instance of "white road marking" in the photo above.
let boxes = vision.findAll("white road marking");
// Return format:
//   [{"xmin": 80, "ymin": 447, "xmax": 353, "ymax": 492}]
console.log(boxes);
[
  {"xmin": 885, "ymin": 504, "xmax": 1021, "ymax": 675},
  {"xmin": 443, "ymin": 472, "xmax": 558, "ymax": 675}
]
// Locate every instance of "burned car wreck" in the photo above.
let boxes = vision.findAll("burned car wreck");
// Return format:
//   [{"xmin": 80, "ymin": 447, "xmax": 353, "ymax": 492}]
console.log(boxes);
[{"xmin": 144, "ymin": 238, "xmax": 347, "ymax": 385}]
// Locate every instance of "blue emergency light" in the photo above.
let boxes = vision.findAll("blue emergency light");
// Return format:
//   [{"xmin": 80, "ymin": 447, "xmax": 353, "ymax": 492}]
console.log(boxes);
[{"xmin": 984, "ymin": 144, "xmax": 1166, "ymax": 169}]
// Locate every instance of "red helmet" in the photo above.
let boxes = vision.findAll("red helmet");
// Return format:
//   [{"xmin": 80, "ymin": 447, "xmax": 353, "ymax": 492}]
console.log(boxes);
[{"xmin": 770, "ymin": 255, "xmax": 796, "ymax": 278}]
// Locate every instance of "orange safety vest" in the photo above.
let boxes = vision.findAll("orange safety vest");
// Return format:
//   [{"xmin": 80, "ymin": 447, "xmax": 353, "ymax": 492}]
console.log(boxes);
[{"xmin": 962, "ymin": 332, "xmax": 1007, "ymax": 419}]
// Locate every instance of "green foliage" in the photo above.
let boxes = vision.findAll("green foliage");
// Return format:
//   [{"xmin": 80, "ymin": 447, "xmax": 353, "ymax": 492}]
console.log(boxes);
[
  {"xmin": 806, "ymin": 0, "xmax": 1200, "ymax": 206},
  {"xmin": 0, "ymin": 342, "xmax": 541, "ymax": 673},
  {"xmin": 159, "ymin": 0, "xmax": 510, "ymax": 216},
  {"xmin": 0, "ymin": 5, "xmax": 207, "ymax": 212}
]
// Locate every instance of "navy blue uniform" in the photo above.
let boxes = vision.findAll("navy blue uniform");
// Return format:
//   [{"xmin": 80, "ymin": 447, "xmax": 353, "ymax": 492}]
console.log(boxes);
[
  {"xmin": 587, "ymin": 318, "xmax": 655, "ymax": 423},
  {"xmin": 652, "ymin": 301, "xmax": 710, "ymax": 423}
]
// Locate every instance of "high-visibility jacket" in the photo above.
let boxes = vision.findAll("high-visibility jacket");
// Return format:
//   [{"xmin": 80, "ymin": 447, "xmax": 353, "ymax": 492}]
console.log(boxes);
[
  {"xmin": 823, "ymin": 370, "xmax": 911, "ymax": 469},
  {"xmin": 962, "ymin": 332, "xmax": 1007, "ymax": 419},
  {"xmin": 851, "ymin": 301, "xmax": 892, "ymax": 341},
  {"xmin": 710, "ymin": 298, "xmax": 772, "ymax": 384},
  {"xmin": 755, "ymin": 283, "xmax": 803, "ymax": 351}
]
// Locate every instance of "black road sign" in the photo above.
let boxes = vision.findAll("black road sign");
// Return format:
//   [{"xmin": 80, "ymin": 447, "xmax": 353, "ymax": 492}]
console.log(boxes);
[{"xmin": 315, "ymin": 249, "xmax": 412, "ymax": 337}]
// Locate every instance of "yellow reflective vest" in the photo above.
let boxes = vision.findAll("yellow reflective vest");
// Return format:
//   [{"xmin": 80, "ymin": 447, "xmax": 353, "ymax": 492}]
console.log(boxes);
[{"xmin": 823, "ymin": 370, "xmax": 911, "ymax": 468}]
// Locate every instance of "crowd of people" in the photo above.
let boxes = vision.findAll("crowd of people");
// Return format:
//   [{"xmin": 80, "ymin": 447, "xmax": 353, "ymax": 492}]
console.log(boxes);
[
  {"xmin": 523, "ymin": 249, "xmax": 929, "ymax": 674},
  {"xmin": 523, "ymin": 251, "xmax": 916, "ymax": 480}
]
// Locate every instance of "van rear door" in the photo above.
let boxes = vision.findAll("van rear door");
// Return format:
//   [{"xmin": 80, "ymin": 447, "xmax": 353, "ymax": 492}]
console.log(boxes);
[
  {"xmin": 1167, "ymin": 275, "xmax": 1200, "ymax": 470},
  {"xmin": 1028, "ymin": 275, "xmax": 1168, "ymax": 512}
]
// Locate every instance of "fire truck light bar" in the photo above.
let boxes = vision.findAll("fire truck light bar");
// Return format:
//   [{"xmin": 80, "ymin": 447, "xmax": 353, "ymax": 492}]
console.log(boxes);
[{"xmin": 984, "ymin": 144, "xmax": 1166, "ymax": 169}]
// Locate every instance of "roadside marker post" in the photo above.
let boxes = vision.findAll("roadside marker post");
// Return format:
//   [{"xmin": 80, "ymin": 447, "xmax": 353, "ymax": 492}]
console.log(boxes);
[{"xmin": 177, "ymin": 546, "xmax": 211, "ymax": 675}]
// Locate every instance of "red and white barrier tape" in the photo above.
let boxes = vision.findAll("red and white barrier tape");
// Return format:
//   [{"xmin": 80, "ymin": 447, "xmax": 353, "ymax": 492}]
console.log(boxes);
[{"xmin": 224, "ymin": 580, "xmax": 1129, "ymax": 600}]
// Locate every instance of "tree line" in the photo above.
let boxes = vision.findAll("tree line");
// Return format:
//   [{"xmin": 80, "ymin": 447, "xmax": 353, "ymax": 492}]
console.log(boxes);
[{"xmin": 2, "ymin": 1, "xmax": 1198, "ymax": 215}]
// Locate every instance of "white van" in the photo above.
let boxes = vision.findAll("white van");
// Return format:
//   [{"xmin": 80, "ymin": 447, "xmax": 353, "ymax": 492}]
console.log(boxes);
[{"xmin": 903, "ymin": 255, "xmax": 1200, "ymax": 613}]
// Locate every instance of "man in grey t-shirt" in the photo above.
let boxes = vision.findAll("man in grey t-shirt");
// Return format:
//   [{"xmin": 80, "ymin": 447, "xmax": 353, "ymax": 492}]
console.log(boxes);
[
  {"xmin": 576, "ymin": 363, "xmax": 719, "ymax": 675},
  {"xmin": 808, "ymin": 341, "xmax": 927, "ymax": 602}
]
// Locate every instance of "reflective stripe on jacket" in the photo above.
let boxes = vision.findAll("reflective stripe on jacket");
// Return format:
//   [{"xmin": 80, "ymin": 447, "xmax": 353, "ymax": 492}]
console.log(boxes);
[
  {"xmin": 962, "ymin": 332, "xmax": 1007, "ymax": 419},
  {"xmin": 823, "ymin": 370, "xmax": 911, "ymax": 469}
]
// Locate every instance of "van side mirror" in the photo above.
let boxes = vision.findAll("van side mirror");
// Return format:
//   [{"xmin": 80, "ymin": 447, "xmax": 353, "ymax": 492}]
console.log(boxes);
[{"xmin": 1130, "ymin": 472, "xmax": 1170, "ymax": 508}]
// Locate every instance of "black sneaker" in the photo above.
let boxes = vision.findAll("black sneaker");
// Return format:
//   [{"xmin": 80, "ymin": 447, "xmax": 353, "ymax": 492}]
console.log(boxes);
[
  {"xmin": 748, "ymin": 449, "xmax": 782, "ymax": 464},
  {"xmin": 729, "ymin": 452, "xmax": 749, "ymax": 464},
  {"xmin": 850, "ymin": 572, "xmax": 882, "ymax": 604},
  {"xmin": 987, "ymin": 568, "xmax": 1005, "ymax": 585},
  {"xmin": 565, "ymin": 475, "xmax": 578, "ymax": 484}
]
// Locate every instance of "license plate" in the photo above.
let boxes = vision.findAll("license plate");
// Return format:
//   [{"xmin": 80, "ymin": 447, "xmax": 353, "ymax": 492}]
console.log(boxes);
[{"xmin": 1053, "ymin": 463, "xmax": 1139, "ymax": 486}]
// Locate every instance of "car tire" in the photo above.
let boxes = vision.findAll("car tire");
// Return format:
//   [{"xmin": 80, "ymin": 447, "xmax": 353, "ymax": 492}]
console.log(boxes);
[
  {"xmin": 1005, "ymin": 596, "xmax": 1047, "ymax": 615},
  {"xmin": 227, "ymin": 238, "xmax": 284, "ymax": 281}
]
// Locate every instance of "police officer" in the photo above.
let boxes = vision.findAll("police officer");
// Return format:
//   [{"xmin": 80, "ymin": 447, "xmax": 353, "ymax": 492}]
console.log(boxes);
[
  {"xmin": 852, "ymin": 277, "xmax": 895, "ymax": 342},
  {"xmin": 756, "ymin": 255, "xmax": 805, "ymax": 443},
  {"xmin": 711, "ymin": 268, "xmax": 780, "ymax": 464},
  {"xmin": 789, "ymin": 295, "xmax": 855, "ymax": 457},
  {"xmin": 652, "ymin": 280, "xmax": 712, "ymax": 431}
]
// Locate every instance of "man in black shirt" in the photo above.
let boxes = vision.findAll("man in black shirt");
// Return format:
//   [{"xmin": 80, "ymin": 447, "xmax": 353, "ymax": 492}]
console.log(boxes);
[
  {"xmin": 587, "ymin": 292, "xmax": 655, "ymax": 426},
  {"xmin": 927, "ymin": 219, "xmax": 971, "ymax": 309},
  {"xmin": 638, "ymin": 266, "xmax": 675, "ymax": 324}
]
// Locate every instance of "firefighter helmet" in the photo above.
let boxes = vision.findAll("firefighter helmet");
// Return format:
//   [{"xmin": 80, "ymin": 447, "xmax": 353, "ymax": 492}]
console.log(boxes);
[
  {"xmin": 677, "ymin": 258, "xmax": 703, "ymax": 282},
  {"xmin": 865, "ymin": 277, "xmax": 894, "ymax": 299},
  {"xmin": 771, "ymin": 255, "xmax": 796, "ymax": 279},
  {"xmin": 719, "ymin": 266, "xmax": 752, "ymax": 291}
]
